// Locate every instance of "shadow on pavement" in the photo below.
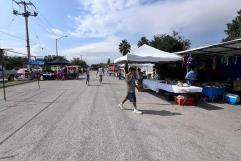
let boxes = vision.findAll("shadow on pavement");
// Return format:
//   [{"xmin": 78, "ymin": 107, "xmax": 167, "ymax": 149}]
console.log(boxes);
[
  {"xmin": 102, "ymin": 82, "xmax": 120, "ymax": 85},
  {"xmin": 88, "ymin": 84, "xmax": 101, "ymax": 87},
  {"xmin": 142, "ymin": 110, "xmax": 182, "ymax": 116},
  {"xmin": 196, "ymin": 102, "xmax": 224, "ymax": 111},
  {"xmin": 138, "ymin": 103, "xmax": 172, "ymax": 106}
]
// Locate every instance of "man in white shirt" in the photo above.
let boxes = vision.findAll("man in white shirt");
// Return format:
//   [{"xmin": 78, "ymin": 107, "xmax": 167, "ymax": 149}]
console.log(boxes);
[{"xmin": 96, "ymin": 67, "xmax": 104, "ymax": 84}]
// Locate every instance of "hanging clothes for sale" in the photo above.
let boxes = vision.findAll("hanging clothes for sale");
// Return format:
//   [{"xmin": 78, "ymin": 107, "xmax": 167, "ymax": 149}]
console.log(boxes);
[
  {"xmin": 187, "ymin": 53, "xmax": 193, "ymax": 65},
  {"xmin": 183, "ymin": 54, "xmax": 188, "ymax": 67},
  {"xmin": 212, "ymin": 56, "xmax": 216, "ymax": 70},
  {"xmin": 226, "ymin": 57, "xmax": 229, "ymax": 66},
  {"xmin": 220, "ymin": 56, "xmax": 224, "ymax": 65},
  {"xmin": 234, "ymin": 56, "xmax": 238, "ymax": 65}
]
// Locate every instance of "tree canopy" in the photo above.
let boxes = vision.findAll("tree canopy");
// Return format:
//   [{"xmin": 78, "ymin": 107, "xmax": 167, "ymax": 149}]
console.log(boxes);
[
  {"xmin": 107, "ymin": 58, "xmax": 111, "ymax": 65},
  {"xmin": 223, "ymin": 10, "xmax": 241, "ymax": 42},
  {"xmin": 0, "ymin": 55, "xmax": 27, "ymax": 70},
  {"xmin": 71, "ymin": 57, "xmax": 87, "ymax": 68},
  {"xmin": 150, "ymin": 31, "xmax": 190, "ymax": 52},
  {"xmin": 136, "ymin": 31, "xmax": 190, "ymax": 52},
  {"xmin": 91, "ymin": 63, "xmax": 106, "ymax": 70},
  {"xmin": 119, "ymin": 40, "xmax": 131, "ymax": 56},
  {"xmin": 44, "ymin": 55, "xmax": 68, "ymax": 62},
  {"xmin": 137, "ymin": 36, "xmax": 150, "ymax": 47}
]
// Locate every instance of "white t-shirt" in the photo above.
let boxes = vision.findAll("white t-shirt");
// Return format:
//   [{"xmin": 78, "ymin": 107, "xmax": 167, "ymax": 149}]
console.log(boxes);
[{"xmin": 97, "ymin": 68, "xmax": 103, "ymax": 76}]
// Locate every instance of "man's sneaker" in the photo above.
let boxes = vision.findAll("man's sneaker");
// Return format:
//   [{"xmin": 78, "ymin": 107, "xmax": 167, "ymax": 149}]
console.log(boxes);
[
  {"xmin": 118, "ymin": 103, "xmax": 124, "ymax": 110},
  {"xmin": 134, "ymin": 109, "xmax": 142, "ymax": 114}
]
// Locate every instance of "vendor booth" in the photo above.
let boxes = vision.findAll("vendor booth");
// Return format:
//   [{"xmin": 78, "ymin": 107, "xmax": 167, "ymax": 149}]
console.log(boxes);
[
  {"xmin": 174, "ymin": 38, "xmax": 241, "ymax": 103},
  {"xmin": 115, "ymin": 40, "xmax": 241, "ymax": 105},
  {"xmin": 43, "ymin": 59, "xmax": 70, "ymax": 80},
  {"xmin": 114, "ymin": 45, "xmax": 203, "ymax": 104}
]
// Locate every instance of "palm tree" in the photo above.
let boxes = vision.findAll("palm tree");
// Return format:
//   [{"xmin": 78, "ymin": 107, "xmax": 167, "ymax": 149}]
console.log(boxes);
[
  {"xmin": 119, "ymin": 40, "xmax": 131, "ymax": 56},
  {"xmin": 137, "ymin": 36, "xmax": 150, "ymax": 47}
]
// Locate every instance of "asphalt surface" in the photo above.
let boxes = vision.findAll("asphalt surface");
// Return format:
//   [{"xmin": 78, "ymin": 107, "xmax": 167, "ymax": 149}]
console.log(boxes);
[{"xmin": 0, "ymin": 73, "xmax": 241, "ymax": 161}]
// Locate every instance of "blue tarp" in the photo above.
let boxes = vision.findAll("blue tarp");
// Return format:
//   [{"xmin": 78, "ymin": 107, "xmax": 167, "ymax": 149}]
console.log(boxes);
[{"xmin": 26, "ymin": 60, "xmax": 45, "ymax": 65}]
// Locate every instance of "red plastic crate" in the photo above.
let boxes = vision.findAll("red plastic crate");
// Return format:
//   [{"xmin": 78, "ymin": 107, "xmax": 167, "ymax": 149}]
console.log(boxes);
[{"xmin": 175, "ymin": 96, "xmax": 193, "ymax": 106}]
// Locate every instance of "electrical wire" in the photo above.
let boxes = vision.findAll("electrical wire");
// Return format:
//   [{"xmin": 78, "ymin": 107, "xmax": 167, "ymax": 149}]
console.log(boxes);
[
  {"xmin": 33, "ymin": 18, "xmax": 52, "ymax": 35},
  {"xmin": 0, "ymin": 30, "xmax": 26, "ymax": 41},
  {"xmin": 8, "ymin": 50, "xmax": 43, "ymax": 58},
  {"xmin": 4, "ymin": 17, "xmax": 15, "ymax": 29},
  {"xmin": 8, "ymin": 50, "xmax": 28, "ymax": 56},
  {"xmin": 38, "ymin": 14, "xmax": 54, "ymax": 30},
  {"xmin": 38, "ymin": 17, "xmax": 59, "ymax": 37}
]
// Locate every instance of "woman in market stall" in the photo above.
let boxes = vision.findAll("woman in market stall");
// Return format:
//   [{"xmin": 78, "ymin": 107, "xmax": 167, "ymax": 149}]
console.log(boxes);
[{"xmin": 185, "ymin": 66, "xmax": 198, "ymax": 86}]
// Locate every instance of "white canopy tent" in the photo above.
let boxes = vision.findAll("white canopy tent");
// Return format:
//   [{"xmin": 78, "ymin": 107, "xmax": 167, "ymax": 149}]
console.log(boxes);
[{"xmin": 114, "ymin": 44, "xmax": 182, "ymax": 64}]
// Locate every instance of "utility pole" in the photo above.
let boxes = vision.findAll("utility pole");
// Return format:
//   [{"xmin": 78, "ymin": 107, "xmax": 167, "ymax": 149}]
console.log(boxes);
[
  {"xmin": 0, "ymin": 49, "xmax": 10, "ymax": 101},
  {"xmin": 12, "ymin": 0, "xmax": 38, "ymax": 61}
]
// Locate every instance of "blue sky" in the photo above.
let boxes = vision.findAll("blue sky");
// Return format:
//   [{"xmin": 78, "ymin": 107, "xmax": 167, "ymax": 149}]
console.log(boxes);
[{"xmin": 0, "ymin": 0, "xmax": 241, "ymax": 64}]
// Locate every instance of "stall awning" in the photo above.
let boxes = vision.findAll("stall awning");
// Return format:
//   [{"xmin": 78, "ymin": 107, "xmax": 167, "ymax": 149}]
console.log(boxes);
[
  {"xmin": 44, "ymin": 59, "xmax": 70, "ymax": 65},
  {"xmin": 114, "ymin": 44, "xmax": 182, "ymax": 64},
  {"xmin": 26, "ymin": 60, "xmax": 44, "ymax": 65},
  {"xmin": 174, "ymin": 38, "xmax": 241, "ymax": 56}
]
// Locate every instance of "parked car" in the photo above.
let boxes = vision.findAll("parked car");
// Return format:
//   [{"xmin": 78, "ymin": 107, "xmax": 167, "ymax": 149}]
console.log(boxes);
[
  {"xmin": 0, "ymin": 66, "xmax": 17, "ymax": 81},
  {"xmin": 16, "ymin": 68, "xmax": 30, "ymax": 79}
]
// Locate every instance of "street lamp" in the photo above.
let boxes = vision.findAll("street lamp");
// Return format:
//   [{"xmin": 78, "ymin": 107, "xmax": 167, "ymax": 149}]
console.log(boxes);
[{"xmin": 55, "ymin": 35, "xmax": 68, "ymax": 56}]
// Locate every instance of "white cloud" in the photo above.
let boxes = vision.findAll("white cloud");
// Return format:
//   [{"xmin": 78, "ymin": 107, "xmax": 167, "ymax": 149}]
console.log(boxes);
[
  {"xmin": 51, "ymin": 28, "xmax": 64, "ymax": 36},
  {"xmin": 64, "ymin": 0, "xmax": 241, "ymax": 64},
  {"xmin": 62, "ymin": 38, "xmax": 121, "ymax": 65},
  {"xmin": 69, "ymin": 0, "xmax": 241, "ymax": 43},
  {"xmin": 47, "ymin": 28, "xmax": 66, "ymax": 39}
]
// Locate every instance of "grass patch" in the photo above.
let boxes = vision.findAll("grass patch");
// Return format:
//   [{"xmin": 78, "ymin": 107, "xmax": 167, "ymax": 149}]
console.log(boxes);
[{"xmin": 0, "ymin": 80, "xmax": 35, "ymax": 88}]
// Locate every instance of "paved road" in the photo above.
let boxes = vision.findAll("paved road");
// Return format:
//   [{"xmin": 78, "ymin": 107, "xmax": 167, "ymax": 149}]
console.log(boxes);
[{"xmin": 0, "ymin": 74, "xmax": 241, "ymax": 161}]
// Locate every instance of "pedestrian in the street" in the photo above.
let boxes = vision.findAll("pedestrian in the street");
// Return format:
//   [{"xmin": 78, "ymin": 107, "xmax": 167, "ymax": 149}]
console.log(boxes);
[
  {"xmin": 96, "ymin": 67, "xmax": 104, "ymax": 84},
  {"xmin": 86, "ymin": 67, "xmax": 90, "ymax": 86},
  {"xmin": 118, "ymin": 66, "xmax": 142, "ymax": 114}
]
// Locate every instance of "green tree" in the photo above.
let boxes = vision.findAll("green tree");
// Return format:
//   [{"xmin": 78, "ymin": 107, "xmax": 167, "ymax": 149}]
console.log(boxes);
[
  {"xmin": 150, "ymin": 31, "xmax": 190, "ymax": 52},
  {"xmin": 137, "ymin": 36, "xmax": 150, "ymax": 47},
  {"xmin": 71, "ymin": 57, "xmax": 87, "ymax": 68},
  {"xmin": 90, "ymin": 63, "xmax": 106, "ymax": 70},
  {"xmin": 44, "ymin": 55, "xmax": 67, "ymax": 62},
  {"xmin": 3, "ymin": 56, "xmax": 27, "ymax": 70},
  {"xmin": 119, "ymin": 39, "xmax": 131, "ymax": 56},
  {"xmin": 223, "ymin": 10, "xmax": 241, "ymax": 42},
  {"xmin": 107, "ymin": 58, "xmax": 111, "ymax": 64}
]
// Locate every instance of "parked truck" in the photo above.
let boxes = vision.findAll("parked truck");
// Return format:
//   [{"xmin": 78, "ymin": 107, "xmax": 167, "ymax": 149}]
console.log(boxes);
[{"xmin": 0, "ymin": 65, "xmax": 17, "ymax": 81}]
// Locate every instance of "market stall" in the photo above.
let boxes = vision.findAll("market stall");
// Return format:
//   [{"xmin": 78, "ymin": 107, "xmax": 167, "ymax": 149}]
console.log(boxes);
[
  {"xmin": 43, "ymin": 59, "xmax": 70, "ymax": 80},
  {"xmin": 174, "ymin": 38, "xmax": 241, "ymax": 103}
]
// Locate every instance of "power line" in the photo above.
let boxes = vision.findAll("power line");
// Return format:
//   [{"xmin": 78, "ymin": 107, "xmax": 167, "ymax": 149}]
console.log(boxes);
[
  {"xmin": 3, "ymin": 17, "xmax": 16, "ymax": 29},
  {"xmin": 33, "ymin": 18, "xmax": 57, "ymax": 37},
  {"xmin": 0, "ymin": 30, "xmax": 38, "ymax": 45},
  {"xmin": 0, "ymin": 30, "xmax": 26, "ymax": 41},
  {"xmin": 8, "ymin": 50, "xmax": 28, "ymax": 56}
]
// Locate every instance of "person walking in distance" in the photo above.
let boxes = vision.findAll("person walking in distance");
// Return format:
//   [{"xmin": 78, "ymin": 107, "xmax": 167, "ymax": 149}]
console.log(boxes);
[
  {"xmin": 96, "ymin": 67, "xmax": 104, "ymax": 84},
  {"xmin": 86, "ymin": 67, "xmax": 90, "ymax": 86},
  {"xmin": 118, "ymin": 67, "xmax": 142, "ymax": 114}
]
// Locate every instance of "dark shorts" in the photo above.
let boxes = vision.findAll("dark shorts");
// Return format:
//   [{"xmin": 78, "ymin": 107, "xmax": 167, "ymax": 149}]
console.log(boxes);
[
  {"xmin": 126, "ymin": 92, "xmax": 136, "ymax": 102},
  {"xmin": 86, "ymin": 75, "xmax": 90, "ymax": 81}
]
